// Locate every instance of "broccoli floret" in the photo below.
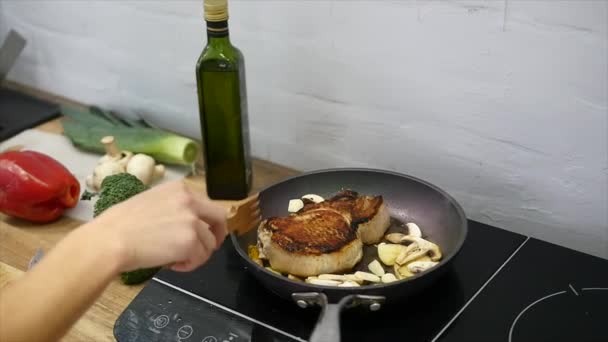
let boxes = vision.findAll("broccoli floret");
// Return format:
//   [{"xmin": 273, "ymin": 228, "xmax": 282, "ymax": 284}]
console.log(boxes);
[
  {"xmin": 93, "ymin": 173, "xmax": 147, "ymax": 217},
  {"xmin": 92, "ymin": 173, "xmax": 158, "ymax": 285},
  {"xmin": 120, "ymin": 267, "xmax": 161, "ymax": 285}
]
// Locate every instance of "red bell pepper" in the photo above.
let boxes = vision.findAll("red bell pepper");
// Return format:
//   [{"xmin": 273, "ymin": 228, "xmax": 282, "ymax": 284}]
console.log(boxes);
[{"xmin": 0, "ymin": 150, "xmax": 80, "ymax": 223}]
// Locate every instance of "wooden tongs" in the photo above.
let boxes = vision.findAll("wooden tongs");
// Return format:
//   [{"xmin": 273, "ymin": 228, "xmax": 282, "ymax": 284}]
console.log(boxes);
[{"xmin": 226, "ymin": 193, "xmax": 261, "ymax": 236}]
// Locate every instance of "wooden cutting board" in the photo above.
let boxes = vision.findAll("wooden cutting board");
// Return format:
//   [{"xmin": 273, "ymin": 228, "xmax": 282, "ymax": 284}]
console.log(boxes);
[{"xmin": 0, "ymin": 89, "xmax": 298, "ymax": 341}]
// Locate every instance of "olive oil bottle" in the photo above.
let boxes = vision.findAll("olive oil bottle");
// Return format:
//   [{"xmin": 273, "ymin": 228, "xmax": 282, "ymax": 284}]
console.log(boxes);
[{"xmin": 196, "ymin": 0, "xmax": 252, "ymax": 199}]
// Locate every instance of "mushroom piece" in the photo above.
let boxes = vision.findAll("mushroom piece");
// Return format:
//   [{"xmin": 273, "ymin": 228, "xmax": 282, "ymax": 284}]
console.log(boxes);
[
  {"xmin": 91, "ymin": 161, "xmax": 125, "ymax": 190},
  {"xmin": 402, "ymin": 236, "xmax": 442, "ymax": 261},
  {"xmin": 88, "ymin": 136, "xmax": 134, "ymax": 190},
  {"xmin": 407, "ymin": 260, "xmax": 439, "ymax": 274},
  {"xmin": 126, "ymin": 153, "xmax": 165, "ymax": 185},
  {"xmin": 394, "ymin": 263, "xmax": 413, "ymax": 279},
  {"xmin": 395, "ymin": 236, "xmax": 442, "ymax": 265},
  {"xmin": 394, "ymin": 255, "xmax": 431, "ymax": 279},
  {"xmin": 98, "ymin": 136, "xmax": 133, "ymax": 167},
  {"xmin": 395, "ymin": 242, "xmax": 425, "ymax": 265}
]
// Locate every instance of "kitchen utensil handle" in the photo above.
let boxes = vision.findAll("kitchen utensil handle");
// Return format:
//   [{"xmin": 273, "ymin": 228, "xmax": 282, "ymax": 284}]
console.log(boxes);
[
  {"xmin": 292, "ymin": 293, "xmax": 385, "ymax": 342},
  {"xmin": 308, "ymin": 296, "xmax": 351, "ymax": 342}
]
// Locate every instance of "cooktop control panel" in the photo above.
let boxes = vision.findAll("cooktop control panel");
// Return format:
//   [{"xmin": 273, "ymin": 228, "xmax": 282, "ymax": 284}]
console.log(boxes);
[{"xmin": 114, "ymin": 280, "xmax": 301, "ymax": 342}]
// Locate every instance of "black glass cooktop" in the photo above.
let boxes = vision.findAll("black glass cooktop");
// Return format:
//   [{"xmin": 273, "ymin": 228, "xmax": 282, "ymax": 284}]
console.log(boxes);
[
  {"xmin": 438, "ymin": 238, "xmax": 608, "ymax": 342},
  {"xmin": 114, "ymin": 221, "xmax": 607, "ymax": 342}
]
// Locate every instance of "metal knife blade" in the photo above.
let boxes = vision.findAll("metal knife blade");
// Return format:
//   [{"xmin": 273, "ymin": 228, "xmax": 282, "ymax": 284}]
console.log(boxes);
[
  {"xmin": 28, "ymin": 248, "xmax": 45, "ymax": 270},
  {"xmin": 0, "ymin": 29, "xmax": 26, "ymax": 81}
]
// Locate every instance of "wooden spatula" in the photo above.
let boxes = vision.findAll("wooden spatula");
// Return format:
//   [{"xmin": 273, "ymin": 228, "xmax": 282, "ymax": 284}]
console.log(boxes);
[{"xmin": 226, "ymin": 193, "xmax": 261, "ymax": 236}]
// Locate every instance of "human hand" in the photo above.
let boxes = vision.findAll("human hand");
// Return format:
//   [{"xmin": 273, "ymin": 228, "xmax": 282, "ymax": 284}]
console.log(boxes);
[{"xmin": 88, "ymin": 180, "xmax": 228, "ymax": 273}]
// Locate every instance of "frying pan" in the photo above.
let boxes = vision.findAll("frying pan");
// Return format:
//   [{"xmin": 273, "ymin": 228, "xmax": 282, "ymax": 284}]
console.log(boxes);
[{"xmin": 230, "ymin": 168, "xmax": 467, "ymax": 341}]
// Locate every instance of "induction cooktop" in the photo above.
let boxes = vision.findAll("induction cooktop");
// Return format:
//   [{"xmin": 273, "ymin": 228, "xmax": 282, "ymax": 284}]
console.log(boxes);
[{"xmin": 114, "ymin": 221, "xmax": 607, "ymax": 342}]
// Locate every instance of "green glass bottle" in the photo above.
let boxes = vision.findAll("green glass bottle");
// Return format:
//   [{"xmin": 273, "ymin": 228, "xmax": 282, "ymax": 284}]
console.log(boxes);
[{"xmin": 196, "ymin": 0, "xmax": 252, "ymax": 199}]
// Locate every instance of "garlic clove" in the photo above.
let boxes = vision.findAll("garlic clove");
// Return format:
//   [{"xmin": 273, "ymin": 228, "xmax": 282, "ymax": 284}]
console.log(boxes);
[
  {"xmin": 368, "ymin": 259, "xmax": 386, "ymax": 276},
  {"xmin": 406, "ymin": 222, "xmax": 423, "ymax": 238},
  {"xmin": 338, "ymin": 281, "xmax": 361, "ymax": 287},
  {"xmin": 318, "ymin": 274, "xmax": 348, "ymax": 281},
  {"xmin": 288, "ymin": 199, "xmax": 304, "ymax": 212},
  {"xmin": 378, "ymin": 243, "xmax": 407, "ymax": 266},
  {"xmin": 381, "ymin": 273, "xmax": 398, "ymax": 283},
  {"xmin": 306, "ymin": 278, "xmax": 341, "ymax": 286},
  {"xmin": 354, "ymin": 271, "xmax": 381, "ymax": 283}
]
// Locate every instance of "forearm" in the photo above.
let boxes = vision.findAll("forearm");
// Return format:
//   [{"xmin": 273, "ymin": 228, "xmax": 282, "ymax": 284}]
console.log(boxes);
[{"xmin": 0, "ymin": 222, "xmax": 124, "ymax": 342}]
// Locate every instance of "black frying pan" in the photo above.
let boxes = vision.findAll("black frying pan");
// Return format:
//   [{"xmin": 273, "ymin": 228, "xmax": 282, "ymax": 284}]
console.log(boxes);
[{"xmin": 231, "ymin": 168, "xmax": 467, "ymax": 341}]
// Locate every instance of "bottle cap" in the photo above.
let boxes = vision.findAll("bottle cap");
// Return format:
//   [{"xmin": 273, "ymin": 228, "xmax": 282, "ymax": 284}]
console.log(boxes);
[{"xmin": 204, "ymin": 0, "xmax": 229, "ymax": 22}]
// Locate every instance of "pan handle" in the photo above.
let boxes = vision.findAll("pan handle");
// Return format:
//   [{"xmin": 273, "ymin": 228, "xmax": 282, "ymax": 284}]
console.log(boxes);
[{"xmin": 292, "ymin": 293, "xmax": 385, "ymax": 342}]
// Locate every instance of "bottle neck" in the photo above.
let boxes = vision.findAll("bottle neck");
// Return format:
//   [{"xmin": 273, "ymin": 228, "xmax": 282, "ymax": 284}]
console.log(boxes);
[{"xmin": 206, "ymin": 20, "xmax": 230, "ymax": 46}]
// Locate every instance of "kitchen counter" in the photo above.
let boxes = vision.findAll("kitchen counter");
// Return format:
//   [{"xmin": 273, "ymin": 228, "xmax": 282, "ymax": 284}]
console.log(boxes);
[{"xmin": 0, "ymin": 83, "xmax": 299, "ymax": 341}]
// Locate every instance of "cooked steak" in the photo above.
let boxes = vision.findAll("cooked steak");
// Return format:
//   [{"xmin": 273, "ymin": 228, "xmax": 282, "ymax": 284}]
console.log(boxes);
[{"xmin": 257, "ymin": 190, "xmax": 390, "ymax": 276}]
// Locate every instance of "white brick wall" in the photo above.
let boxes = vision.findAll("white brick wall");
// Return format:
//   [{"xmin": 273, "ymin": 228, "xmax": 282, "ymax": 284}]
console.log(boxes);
[{"xmin": 1, "ymin": 0, "xmax": 606, "ymax": 258}]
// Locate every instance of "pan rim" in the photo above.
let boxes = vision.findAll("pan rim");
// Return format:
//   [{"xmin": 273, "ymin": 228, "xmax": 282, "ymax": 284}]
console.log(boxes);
[{"xmin": 231, "ymin": 167, "xmax": 468, "ymax": 292}]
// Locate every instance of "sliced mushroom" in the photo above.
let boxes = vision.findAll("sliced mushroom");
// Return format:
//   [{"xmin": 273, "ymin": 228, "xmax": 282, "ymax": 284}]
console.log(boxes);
[
  {"xmin": 394, "ymin": 263, "xmax": 413, "ymax": 279},
  {"xmin": 407, "ymin": 260, "xmax": 439, "ymax": 273},
  {"xmin": 406, "ymin": 222, "xmax": 422, "ymax": 238},
  {"xmin": 395, "ymin": 242, "xmax": 425, "ymax": 265},
  {"xmin": 394, "ymin": 255, "xmax": 431, "ymax": 279},
  {"xmin": 399, "ymin": 236, "xmax": 442, "ymax": 262}
]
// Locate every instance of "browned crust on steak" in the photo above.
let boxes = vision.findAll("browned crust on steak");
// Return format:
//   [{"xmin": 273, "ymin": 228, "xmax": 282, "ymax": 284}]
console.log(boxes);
[
  {"xmin": 263, "ymin": 190, "xmax": 385, "ymax": 256},
  {"xmin": 265, "ymin": 209, "xmax": 357, "ymax": 255},
  {"xmin": 302, "ymin": 190, "xmax": 384, "ymax": 225}
]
